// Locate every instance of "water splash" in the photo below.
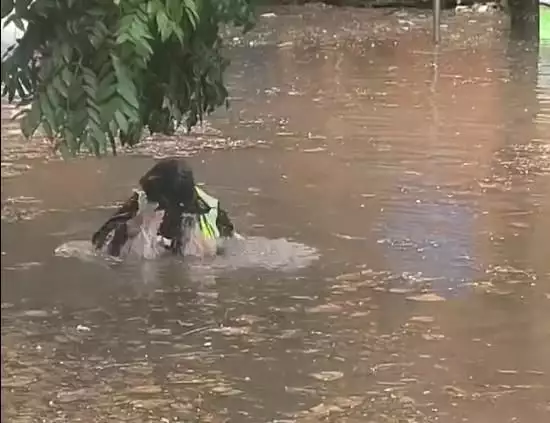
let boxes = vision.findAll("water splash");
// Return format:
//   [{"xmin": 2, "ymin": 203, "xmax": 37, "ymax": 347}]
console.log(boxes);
[{"xmin": 54, "ymin": 235, "xmax": 319, "ymax": 273}]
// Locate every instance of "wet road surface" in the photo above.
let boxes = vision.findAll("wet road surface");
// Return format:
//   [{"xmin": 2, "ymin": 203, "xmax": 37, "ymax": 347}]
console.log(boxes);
[{"xmin": 2, "ymin": 5, "xmax": 550, "ymax": 423}]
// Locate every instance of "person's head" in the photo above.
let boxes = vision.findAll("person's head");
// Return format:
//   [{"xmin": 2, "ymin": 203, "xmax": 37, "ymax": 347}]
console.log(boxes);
[{"xmin": 139, "ymin": 158, "xmax": 201, "ymax": 213}]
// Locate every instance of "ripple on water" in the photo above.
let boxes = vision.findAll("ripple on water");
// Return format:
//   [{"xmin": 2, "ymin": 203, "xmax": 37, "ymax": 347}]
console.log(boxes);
[
  {"xmin": 54, "ymin": 236, "xmax": 320, "ymax": 273},
  {"xmin": 202, "ymin": 236, "xmax": 319, "ymax": 271}
]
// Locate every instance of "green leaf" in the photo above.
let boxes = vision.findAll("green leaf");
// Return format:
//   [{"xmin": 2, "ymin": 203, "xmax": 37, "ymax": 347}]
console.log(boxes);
[
  {"xmin": 87, "ymin": 106, "xmax": 102, "ymax": 126},
  {"xmin": 172, "ymin": 25, "xmax": 184, "ymax": 44},
  {"xmin": 116, "ymin": 82, "xmax": 139, "ymax": 110},
  {"xmin": 20, "ymin": 102, "xmax": 42, "ymax": 138},
  {"xmin": 89, "ymin": 125, "xmax": 107, "ymax": 155},
  {"xmin": 39, "ymin": 93, "xmax": 57, "ymax": 133},
  {"xmin": 69, "ymin": 108, "xmax": 88, "ymax": 138},
  {"xmin": 183, "ymin": 0, "xmax": 199, "ymax": 28},
  {"xmin": 63, "ymin": 127, "xmax": 78, "ymax": 153},
  {"xmin": 156, "ymin": 9, "xmax": 172, "ymax": 42},
  {"xmin": 114, "ymin": 109, "xmax": 129, "ymax": 134},
  {"xmin": 61, "ymin": 67, "xmax": 73, "ymax": 88},
  {"xmin": 167, "ymin": 0, "xmax": 183, "ymax": 23},
  {"xmin": 1, "ymin": 0, "xmax": 256, "ymax": 156}
]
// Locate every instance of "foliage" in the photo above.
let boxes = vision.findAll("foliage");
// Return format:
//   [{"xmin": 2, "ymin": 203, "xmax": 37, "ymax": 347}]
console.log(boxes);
[{"xmin": 1, "ymin": 0, "xmax": 255, "ymax": 155}]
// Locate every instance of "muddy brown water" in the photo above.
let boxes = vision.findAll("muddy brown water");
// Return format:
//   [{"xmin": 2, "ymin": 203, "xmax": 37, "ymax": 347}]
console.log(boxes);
[{"xmin": 2, "ymin": 6, "xmax": 550, "ymax": 423}]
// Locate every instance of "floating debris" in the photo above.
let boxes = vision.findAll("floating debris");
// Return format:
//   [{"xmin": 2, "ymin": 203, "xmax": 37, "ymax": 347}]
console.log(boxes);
[
  {"xmin": 443, "ymin": 385, "xmax": 468, "ymax": 398},
  {"xmin": 126, "ymin": 385, "xmax": 163, "ymax": 395},
  {"xmin": 406, "ymin": 293, "xmax": 446, "ymax": 302},
  {"xmin": 20, "ymin": 309, "xmax": 51, "ymax": 317},
  {"xmin": 305, "ymin": 303, "xmax": 343, "ymax": 313},
  {"xmin": 497, "ymin": 369, "xmax": 519, "ymax": 375},
  {"xmin": 56, "ymin": 389, "xmax": 95, "ymax": 403},
  {"xmin": 388, "ymin": 287, "xmax": 414, "ymax": 294},
  {"xmin": 310, "ymin": 371, "xmax": 344, "ymax": 382},
  {"xmin": 211, "ymin": 326, "xmax": 251, "ymax": 336},
  {"xmin": 421, "ymin": 333, "xmax": 445, "ymax": 341},
  {"xmin": 147, "ymin": 328, "xmax": 172, "ymax": 336},
  {"xmin": 210, "ymin": 385, "xmax": 243, "ymax": 396},
  {"xmin": 409, "ymin": 316, "xmax": 435, "ymax": 323}
]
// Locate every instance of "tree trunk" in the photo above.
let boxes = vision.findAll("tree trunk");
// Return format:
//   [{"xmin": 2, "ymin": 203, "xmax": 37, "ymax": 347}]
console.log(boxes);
[{"xmin": 507, "ymin": 0, "xmax": 539, "ymax": 42}]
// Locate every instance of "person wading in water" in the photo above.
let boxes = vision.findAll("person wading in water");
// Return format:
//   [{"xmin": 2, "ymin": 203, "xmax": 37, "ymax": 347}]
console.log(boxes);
[{"xmin": 92, "ymin": 158, "xmax": 240, "ymax": 259}]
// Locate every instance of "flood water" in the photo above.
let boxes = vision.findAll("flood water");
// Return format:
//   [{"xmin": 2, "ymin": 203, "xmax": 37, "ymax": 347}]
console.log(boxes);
[{"xmin": 2, "ymin": 5, "xmax": 550, "ymax": 423}]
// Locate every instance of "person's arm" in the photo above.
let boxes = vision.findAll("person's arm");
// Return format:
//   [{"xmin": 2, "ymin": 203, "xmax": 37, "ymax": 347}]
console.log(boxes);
[
  {"xmin": 216, "ymin": 204, "xmax": 235, "ymax": 238},
  {"xmin": 91, "ymin": 192, "xmax": 140, "ymax": 254}
]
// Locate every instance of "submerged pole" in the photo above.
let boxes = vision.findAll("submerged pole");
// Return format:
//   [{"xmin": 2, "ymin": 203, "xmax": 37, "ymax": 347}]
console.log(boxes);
[{"xmin": 433, "ymin": 0, "xmax": 441, "ymax": 44}]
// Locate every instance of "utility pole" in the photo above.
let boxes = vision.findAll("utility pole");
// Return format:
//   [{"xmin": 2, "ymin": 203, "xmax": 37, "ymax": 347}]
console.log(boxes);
[
  {"xmin": 507, "ymin": 0, "xmax": 539, "ymax": 42},
  {"xmin": 433, "ymin": 0, "xmax": 441, "ymax": 44}
]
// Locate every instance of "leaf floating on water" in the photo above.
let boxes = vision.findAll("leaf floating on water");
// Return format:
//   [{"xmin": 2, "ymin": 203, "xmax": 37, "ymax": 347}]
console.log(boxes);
[
  {"xmin": 331, "ymin": 282, "xmax": 359, "ymax": 293},
  {"xmin": 443, "ymin": 385, "xmax": 468, "ymax": 398},
  {"xmin": 166, "ymin": 372, "xmax": 211, "ymax": 385},
  {"xmin": 334, "ymin": 271, "xmax": 363, "ymax": 281},
  {"xmin": 285, "ymin": 386, "xmax": 317, "ymax": 395},
  {"xmin": 473, "ymin": 282, "xmax": 513, "ymax": 296},
  {"xmin": 490, "ymin": 265, "xmax": 529, "ymax": 275},
  {"xmin": 127, "ymin": 385, "xmax": 163, "ymax": 394},
  {"xmin": 333, "ymin": 233, "xmax": 368, "ymax": 240},
  {"xmin": 124, "ymin": 364, "xmax": 154, "ymax": 376},
  {"xmin": 332, "ymin": 396, "xmax": 362, "ymax": 408},
  {"xmin": 211, "ymin": 326, "xmax": 251, "ymax": 336},
  {"xmin": 279, "ymin": 329, "xmax": 301, "ymax": 339},
  {"xmin": 497, "ymin": 369, "xmax": 518, "ymax": 375},
  {"xmin": 310, "ymin": 371, "xmax": 344, "ymax": 382},
  {"xmin": 290, "ymin": 295, "xmax": 316, "ymax": 301},
  {"xmin": 301, "ymin": 396, "xmax": 362, "ymax": 418},
  {"xmin": 169, "ymin": 401, "xmax": 194, "ymax": 412},
  {"xmin": 21, "ymin": 309, "xmax": 50, "ymax": 317},
  {"xmin": 56, "ymin": 389, "xmax": 93, "ymax": 403},
  {"xmin": 306, "ymin": 303, "xmax": 343, "ymax": 313},
  {"xmin": 302, "ymin": 147, "xmax": 326, "ymax": 153},
  {"xmin": 488, "ymin": 288, "xmax": 512, "ymax": 296},
  {"xmin": 514, "ymin": 384, "xmax": 538, "ymax": 390},
  {"xmin": 348, "ymin": 310, "xmax": 370, "ymax": 318},
  {"xmin": 509, "ymin": 221, "xmax": 530, "ymax": 229},
  {"xmin": 406, "ymin": 293, "xmax": 446, "ymax": 302},
  {"xmin": 147, "ymin": 328, "xmax": 172, "ymax": 336},
  {"xmin": 235, "ymin": 314, "xmax": 264, "ymax": 324},
  {"xmin": 409, "ymin": 316, "xmax": 435, "ymax": 323},
  {"xmin": 389, "ymin": 287, "xmax": 414, "ymax": 294},
  {"xmin": 309, "ymin": 402, "xmax": 344, "ymax": 415},
  {"xmin": 210, "ymin": 385, "xmax": 243, "ymax": 396},
  {"xmin": 421, "ymin": 333, "xmax": 445, "ymax": 341}
]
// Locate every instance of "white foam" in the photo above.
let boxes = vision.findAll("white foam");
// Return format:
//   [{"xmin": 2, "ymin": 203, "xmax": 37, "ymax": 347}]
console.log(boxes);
[{"xmin": 54, "ymin": 235, "xmax": 319, "ymax": 273}]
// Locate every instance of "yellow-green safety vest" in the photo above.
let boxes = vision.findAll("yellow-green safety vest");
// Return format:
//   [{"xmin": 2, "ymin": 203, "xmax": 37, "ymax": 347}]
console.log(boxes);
[{"xmin": 195, "ymin": 186, "xmax": 220, "ymax": 240}]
